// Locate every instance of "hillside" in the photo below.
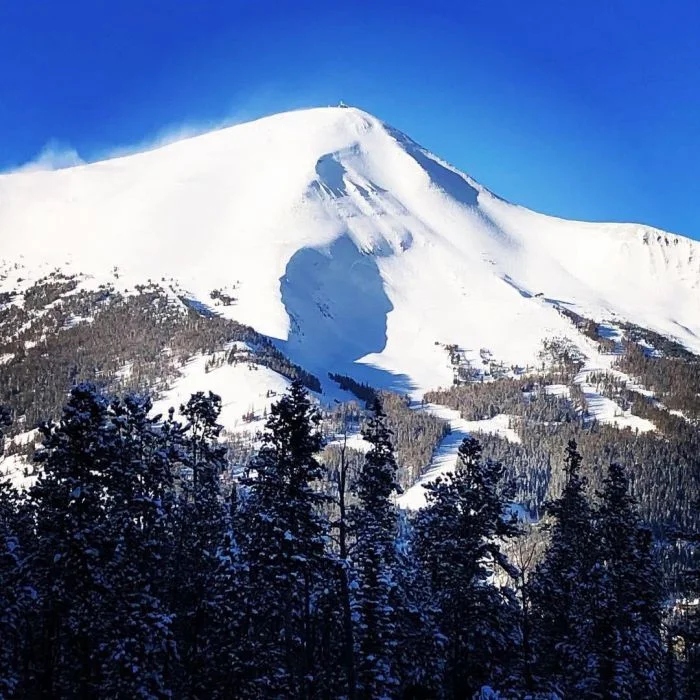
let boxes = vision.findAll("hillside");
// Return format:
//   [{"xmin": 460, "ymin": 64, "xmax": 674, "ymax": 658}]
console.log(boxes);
[
  {"xmin": 0, "ymin": 106, "xmax": 698, "ymax": 398},
  {"xmin": 1, "ymin": 106, "xmax": 699, "ymax": 536}
]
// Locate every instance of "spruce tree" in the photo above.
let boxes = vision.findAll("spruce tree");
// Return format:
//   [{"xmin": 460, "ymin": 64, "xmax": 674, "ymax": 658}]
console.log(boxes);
[
  {"xmin": 98, "ymin": 391, "xmax": 178, "ymax": 699},
  {"xmin": 392, "ymin": 519, "xmax": 444, "ymax": 699},
  {"xmin": 200, "ymin": 498, "xmax": 246, "ymax": 698},
  {"xmin": 29, "ymin": 384, "xmax": 116, "ymax": 696},
  {"xmin": 349, "ymin": 399, "xmax": 402, "ymax": 699},
  {"xmin": 235, "ymin": 380, "xmax": 333, "ymax": 697},
  {"xmin": 29, "ymin": 385, "xmax": 178, "ymax": 698},
  {"xmin": 670, "ymin": 513, "xmax": 700, "ymax": 699},
  {"xmin": 529, "ymin": 439, "xmax": 600, "ymax": 697},
  {"xmin": 0, "ymin": 474, "xmax": 25, "ymax": 698},
  {"xmin": 0, "ymin": 405, "xmax": 30, "ymax": 697},
  {"xmin": 330, "ymin": 404, "xmax": 358, "ymax": 700},
  {"xmin": 169, "ymin": 392, "xmax": 228, "ymax": 696},
  {"xmin": 413, "ymin": 436, "xmax": 520, "ymax": 698},
  {"xmin": 595, "ymin": 461, "xmax": 663, "ymax": 698}
]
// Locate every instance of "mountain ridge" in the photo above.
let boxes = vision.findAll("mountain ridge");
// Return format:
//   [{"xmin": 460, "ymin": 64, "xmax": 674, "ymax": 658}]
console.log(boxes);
[{"xmin": 1, "ymin": 105, "xmax": 699, "ymax": 397}]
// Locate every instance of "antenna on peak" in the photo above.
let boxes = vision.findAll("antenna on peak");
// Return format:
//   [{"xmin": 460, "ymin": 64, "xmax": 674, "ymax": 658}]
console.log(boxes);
[{"xmin": 338, "ymin": 100, "xmax": 348, "ymax": 108}]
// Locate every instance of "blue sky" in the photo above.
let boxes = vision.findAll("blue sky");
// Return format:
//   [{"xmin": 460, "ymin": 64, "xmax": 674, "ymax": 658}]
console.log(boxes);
[{"xmin": 1, "ymin": 1, "xmax": 698, "ymax": 238}]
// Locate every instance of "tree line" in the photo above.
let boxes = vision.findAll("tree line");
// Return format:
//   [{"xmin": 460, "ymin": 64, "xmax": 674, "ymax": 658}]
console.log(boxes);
[
  {"xmin": 0, "ymin": 278, "xmax": 319, "ymax": 442},
  {"xmin": 425, "ymin": 372, "xmax": 700, "ymax": 537},
  {"xmin": 1, "ymin": 382, "xmax": 697, "ymax": 698}
]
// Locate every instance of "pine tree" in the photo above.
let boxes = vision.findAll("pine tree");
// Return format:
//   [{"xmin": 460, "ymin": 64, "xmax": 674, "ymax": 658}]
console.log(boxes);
[
  {"xmin": 0, "ymin": 474, "xmax": 25, "ymax": 697},
  {"xmin": 235, "ymin": 380, "xmax": 334, "ymax": 697},
  {"xmin": 508, "ymin": 522, "xmax": 547, "ymax": 695},
  {"xmin": 594, "ymin": 461, "xmax": 663, "ymax": 698},
  {"xmin": 349, "ymin": 399, "xmax": 402, "ymax": 699},
  {"xmin": 29, "ymin": 385, "xmax": 178, "ymax": 698},
  {"xmin": 392, "ymin": 518, "xmax": 445, "ymax": 700},
  {"xmin": 0, "ymin": 405, "xmax": 31, "ymax": 697},
  {"xmin": 670, "ymin": 515, "xmax": 700, "ymax": 699},
  {"xmin": 413, "ymin": 436, "xmax": 520, "ymax": 698},
  {"xmin": 529, "ymin": 439, "xmax": 600, "ymax": 697},
  {"xmin": 168, "ymin": 392, "xmax": 228, "ymax": 696},
  {"xmin": 329, "ymin": 402, "xmax": 358, "ymax": 700},
  {"xmin": 29, "ymin": 384, "xmax": 116, "ymax": 696},
  {"xmin": 98, "ymin": 391, "xmax": 178, "ymax": 699},
  {"xmin": 200, "ymin": 497, "xmax": 249, "ymax": 698}
]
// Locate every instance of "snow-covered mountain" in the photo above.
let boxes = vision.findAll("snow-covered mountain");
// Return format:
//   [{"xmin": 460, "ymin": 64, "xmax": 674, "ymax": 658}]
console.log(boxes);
[{"xmin": 1, "ymin": 105, "xmax": 699, "ymax": 397}]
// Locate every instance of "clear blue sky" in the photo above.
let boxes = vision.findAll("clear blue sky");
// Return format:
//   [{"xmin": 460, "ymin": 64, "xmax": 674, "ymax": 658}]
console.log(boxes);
[{"xmin": 1, "ymin": 1, "xmax": 698, "ymax": 238}]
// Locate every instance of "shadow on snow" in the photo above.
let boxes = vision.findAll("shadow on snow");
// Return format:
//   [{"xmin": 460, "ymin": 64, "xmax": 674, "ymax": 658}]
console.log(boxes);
[{"xmin": 277, "ymin": 234, "xmax": 413, "ymax": 396}]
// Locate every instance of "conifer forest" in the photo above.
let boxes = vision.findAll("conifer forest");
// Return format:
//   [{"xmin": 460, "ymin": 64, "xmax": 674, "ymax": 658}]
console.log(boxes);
[{"xmin": 1, "ymin": 380, "xmax": 697, "ymax": 699}]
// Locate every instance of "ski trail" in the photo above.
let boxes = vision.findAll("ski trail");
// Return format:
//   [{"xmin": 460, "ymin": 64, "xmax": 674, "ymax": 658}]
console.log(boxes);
[{"xmin": 396, "ymin": 402, "xmax": 519, "ymax": 510}]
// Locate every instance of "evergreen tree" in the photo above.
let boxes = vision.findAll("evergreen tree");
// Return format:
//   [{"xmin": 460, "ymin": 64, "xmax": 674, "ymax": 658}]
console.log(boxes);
[
  {"xmin": 349, "ymin": 399, "xmax": 402, "ymax": 699},
  {"xmin": 98, "ymin": 392, "xmax": 179, "ymax": 699},
  {"xmin": 168, "ymin": 392, "xmax": 228, "ymax": 696},
  {"xmin": 199, "ymin": 492, "xmax": 255, "ymax": 699},
  {"xmin": 392, "ymin": 521, "xmax": 445, "ymax": 700},
  {"xmin": 413, "ymin": 436, "xmax": 520, "ymax": 698},
  {"xmin": 235, "ymin": 380, "xmax": 334, "ymax": 697},
  {"xmin": 529, "ymin": 439, "xmax": 600, "ymax": 697},
  {"xmin": 0, "ymin": 475, "xmax": 25, "ymax": 698},
  {"xmin": 1, "ymin": 376, "xmax": 690, "ymax": 697},
  {"xmin": 669, "ymin": 515, "xmax": 700, "ymax": 699},
  {"xmin": 327, "ymin": 403, "xmax": 358, "ymax": 700},
  {"xmin": 29, "ymin": 384, "xmax": 116, "ymax": 696},
  {"xmin": 29, "ymin": 385, "xmax": 178, "ymax": 698},
  {"xmin": 0, "ymin": 405, "xmax": 31, "ymax": 697},
  {"xmin": 594, "ymin": 461, "xmax": 664, "ymax": 698},
  {"xmin": 508, "ymin": 523, "xmax": 547, "ymax": 695}
]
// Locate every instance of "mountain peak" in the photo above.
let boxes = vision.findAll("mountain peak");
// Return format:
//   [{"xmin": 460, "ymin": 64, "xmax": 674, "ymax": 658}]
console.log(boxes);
[{"xmin": 0, "ymin": 107, "xmax": 698, "ymax": 394}]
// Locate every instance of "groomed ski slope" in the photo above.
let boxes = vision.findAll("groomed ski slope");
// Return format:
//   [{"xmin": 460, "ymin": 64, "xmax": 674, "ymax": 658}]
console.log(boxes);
[
  {"xmin": 397, "ymin": 404, "xmax": 520, "ymax": 510},
  {"xmin": 1, "ymin": 106, "xmax": 699, "ymax": 398}
]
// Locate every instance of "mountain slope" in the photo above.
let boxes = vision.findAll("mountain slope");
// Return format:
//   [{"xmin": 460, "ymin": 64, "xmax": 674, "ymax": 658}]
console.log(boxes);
[{"xmin": 1, "ymin": 106, "xmax": 699, "ymax": 396}]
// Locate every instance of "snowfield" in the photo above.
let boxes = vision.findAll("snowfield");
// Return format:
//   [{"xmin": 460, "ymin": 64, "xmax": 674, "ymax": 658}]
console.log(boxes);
[
  {"xmin": 151, "ymin": 351, "xmax": 291, "ymax": 435},
  {"xmin": 1, "ymin": 105, "xmax": 698, "ymax": 401}
]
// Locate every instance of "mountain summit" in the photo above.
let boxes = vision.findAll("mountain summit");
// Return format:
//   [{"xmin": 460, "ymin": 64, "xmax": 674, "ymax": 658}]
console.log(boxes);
[{"xmin": 1, "ymin": 106, "xmax": 698, "ymax": 392}]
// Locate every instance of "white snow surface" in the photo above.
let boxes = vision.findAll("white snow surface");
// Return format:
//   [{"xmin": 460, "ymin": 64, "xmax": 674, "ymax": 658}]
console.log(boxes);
[
  {"xmin": 578, "ymin": 380, "xmax": 656, "ymax": 433},
  {"xmin": 0, "ymin": 454, "xmax": 37, "ymax": 489},
  {"xmin": 1, "ymin": 106, "xmax": 699, "ymax": 397},
  {"xmin": 326, "ymin": 432, "xmax": 373, "ymax": 454},
  {"xmin": 151, "ymin": 353, "xmax": 291, "ymax": 434},
  {"xmin": 396, "ymin": 404, "xmax": 520, "ymax": 510},
  {"xmin": 543, "ymin": 384, "xmax": 571, "ymax": 398},
  {"xmin": 572, "ymin": 352, "xmax": 657, "ymax": 433}
]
